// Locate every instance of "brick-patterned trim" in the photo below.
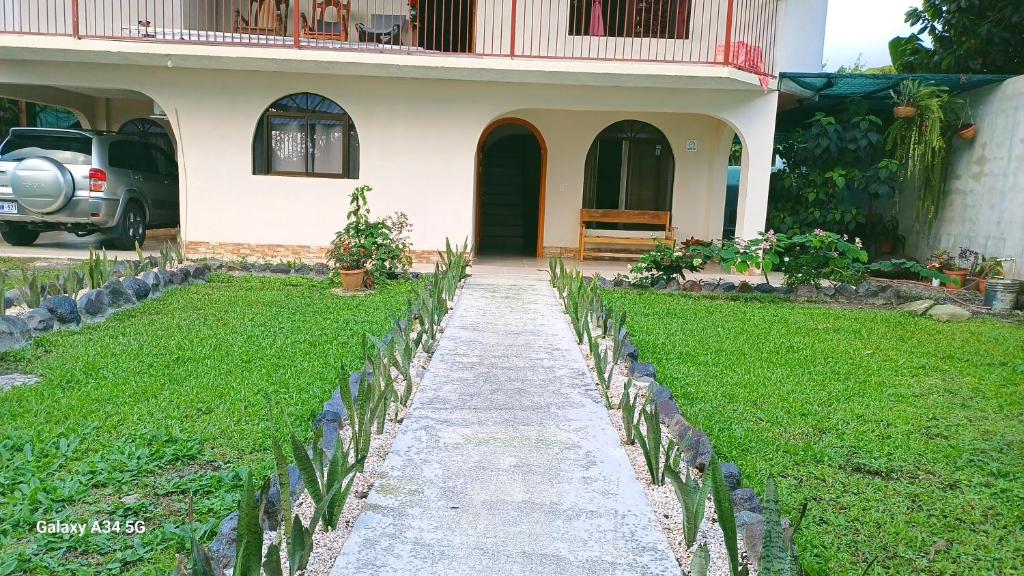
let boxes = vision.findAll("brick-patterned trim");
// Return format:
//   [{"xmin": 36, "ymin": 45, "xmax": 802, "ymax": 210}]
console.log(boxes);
[
  {"xmin": 185, "ymin": 241, "xmax": 442, "ymax": 264},
  {"xmin": 542, "ymin": 246, "xmax": 578, "ymax": 258}
]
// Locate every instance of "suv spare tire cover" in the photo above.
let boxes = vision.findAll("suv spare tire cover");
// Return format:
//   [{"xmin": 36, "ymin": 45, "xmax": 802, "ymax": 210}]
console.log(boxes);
[{"xmin": 11, "ymin": 156, "xmax": 76, "ymax": 214}]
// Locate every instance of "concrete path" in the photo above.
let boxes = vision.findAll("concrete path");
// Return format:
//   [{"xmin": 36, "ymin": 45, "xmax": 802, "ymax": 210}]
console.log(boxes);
[{"xmin": 331, "ymin": 275, "xmax": 679, "ymax": 576}]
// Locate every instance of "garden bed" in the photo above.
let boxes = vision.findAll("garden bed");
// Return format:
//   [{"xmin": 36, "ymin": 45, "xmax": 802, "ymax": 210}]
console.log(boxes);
[
  {"xmin": 0, "ymin": 274, "xmax": 413, "ymax": 574},
  {"xmin": 601, "ymin": 289, "xmax": 1024, "ymax": 575}
]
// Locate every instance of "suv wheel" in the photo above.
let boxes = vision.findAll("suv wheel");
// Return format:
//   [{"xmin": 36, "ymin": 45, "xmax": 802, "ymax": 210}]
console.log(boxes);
[
  {"xmin": 111, "ymin": 202, "xmax": 147, "ymax": 250},
  {"xmin": 1, "ymin": 225, "xmax": 40, "ymax": 247}
]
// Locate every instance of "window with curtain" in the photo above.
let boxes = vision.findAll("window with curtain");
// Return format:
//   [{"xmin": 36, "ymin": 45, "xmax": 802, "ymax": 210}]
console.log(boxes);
[
  {"xmin": 252, "ymin": 92, "xmax": 359, "ymax": 179},
  {"xmin": 583, "ymin": 120, "xmax": 674, "ymax": 215},
  {"xmin": 569, "ymin": 0, "xmax": 691, "ymax": 39}
]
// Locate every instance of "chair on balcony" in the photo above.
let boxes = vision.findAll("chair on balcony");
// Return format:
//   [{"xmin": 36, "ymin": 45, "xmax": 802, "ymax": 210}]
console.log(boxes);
[
  {"xmin": 356, "ymin": 14, "xmax": 407, "ymax": 46},
  {"xmin": 301, "ymin": 0, "xmax": 351, "ymax": 42},
  {"xmin": 233, "ymin": 0, "xmax": 286, "ymax": 36}
]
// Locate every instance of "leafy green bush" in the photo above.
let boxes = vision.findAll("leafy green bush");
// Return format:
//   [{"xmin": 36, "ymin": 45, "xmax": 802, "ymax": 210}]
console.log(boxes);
[
  {"xmin": 767, "ymin": 108, "xmax": 901, "ymax": 252},
  {"xmin": 327, "ymin": 186, "xmax": 413, "ymax": 286},
  {"xmin": 776, "ymin": 230, "xmax": 869, "ymax": 287},
  {"xmin": 628, "ymin": 240, "xmax": 707, "ymax": 286}
]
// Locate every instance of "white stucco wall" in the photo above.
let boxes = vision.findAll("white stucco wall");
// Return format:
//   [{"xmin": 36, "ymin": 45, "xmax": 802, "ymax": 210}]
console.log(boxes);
[
  {"xmin": 773, "ymin": 0, "xmax": 827, "ymax": 73},
  {"xmin": 0, "ymin": 40, "xmax": 779, "ymax": 253},
  {"xmin": 903, "ymin": 75, "xmax": 1024, "ymax": 280}
]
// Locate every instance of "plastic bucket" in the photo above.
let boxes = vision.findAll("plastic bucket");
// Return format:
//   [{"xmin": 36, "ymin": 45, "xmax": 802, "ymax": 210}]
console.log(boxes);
[{"xmin": 984, "ymin": 279, "xmax": 1021, "ymax": 313}]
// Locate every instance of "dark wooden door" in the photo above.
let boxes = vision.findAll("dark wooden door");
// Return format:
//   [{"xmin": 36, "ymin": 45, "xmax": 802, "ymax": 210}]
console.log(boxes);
[{"xmin": 479, "ymin": 134, "xmax": 541, "ymax": 255}]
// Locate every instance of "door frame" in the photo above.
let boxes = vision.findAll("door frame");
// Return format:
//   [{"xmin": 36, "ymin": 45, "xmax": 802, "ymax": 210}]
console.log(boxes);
[{"xmin": 474, "ymin": 117, "xmax": 547, "ymax": 257}]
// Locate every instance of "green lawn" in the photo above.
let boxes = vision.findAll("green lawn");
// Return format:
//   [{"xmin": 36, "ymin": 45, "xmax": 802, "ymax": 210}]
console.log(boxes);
[
  {"xmin": 0, "ymin": 274, "xmax": 412, "ymax": 575},
  {"xmin": 603, "ymin": 291, "xmax": 1024, "ymax": 576}
]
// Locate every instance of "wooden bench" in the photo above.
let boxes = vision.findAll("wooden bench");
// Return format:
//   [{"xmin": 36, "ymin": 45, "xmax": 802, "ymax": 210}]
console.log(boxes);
[{"xmin": 578, "ymin": 209, "xmax": 675, "ymax": 261}]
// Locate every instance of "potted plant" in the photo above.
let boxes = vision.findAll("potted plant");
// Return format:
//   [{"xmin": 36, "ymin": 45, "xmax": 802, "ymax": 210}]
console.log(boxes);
[
  {"xmin": 973, "ymin": 256, "xmax": 1004, "ymax": 297},
  {"xmin": 891, "ymin": 79, "xmax": 926, "ymax": 119},
  {"xmin": 957, "ymin": 100, "xmax": 977, "ymax": 141},
  {"xmin": 328, "ymin": 234, "xmax": 370, "ymax": 291},
  {"xmin": 931, "ymin": 249, "xmax": 967, "ymax": 289},
  {"xmin": 327, "ymin": 185, "xmax": 377, "ymax": 292}
]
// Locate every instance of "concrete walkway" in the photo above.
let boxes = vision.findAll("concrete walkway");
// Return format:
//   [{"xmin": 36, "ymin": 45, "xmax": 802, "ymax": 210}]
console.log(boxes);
[{"xmin": 331, "ymin": 275, "xmax": 679, "ymax": 576}]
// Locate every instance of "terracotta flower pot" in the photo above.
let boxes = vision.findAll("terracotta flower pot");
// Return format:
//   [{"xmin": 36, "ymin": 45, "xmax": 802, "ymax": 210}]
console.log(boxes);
[
  {"xmin": 893, "ymin": 106, "xmax": 918, "ymax": 119},
  {"xmin": 339, "ymin": 268, "xmax": 366, "ymax": 291},
  {"xmin": 978, "ymin": 277, "xmax": 987, "ymax": 298},
  {"xmin": 957, "ymin": 124, "xmax": 977, "ymax": 140},
  {"xmin": 943, "ymin": 269, "xmax": 968, "ymax": 290}
]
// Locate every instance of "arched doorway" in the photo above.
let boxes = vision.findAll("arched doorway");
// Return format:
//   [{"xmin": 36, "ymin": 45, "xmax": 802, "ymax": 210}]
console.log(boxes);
[{"xmin": 475, "ymin": 118, "xmax": 546, "ymax": 257}]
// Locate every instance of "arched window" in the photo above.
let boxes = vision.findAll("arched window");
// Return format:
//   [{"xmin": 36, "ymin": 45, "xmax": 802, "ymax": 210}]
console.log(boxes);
[
  {"xmin": 252, "ymin": 92, "xmax": 359, "ymax": 178},
  {"xmin": 583, "ymin": 120, "xmax": 674, "ymax": 212},
  {"xmin": 118, "ymin": 118, "xmax": 174, "ymax": 154}
]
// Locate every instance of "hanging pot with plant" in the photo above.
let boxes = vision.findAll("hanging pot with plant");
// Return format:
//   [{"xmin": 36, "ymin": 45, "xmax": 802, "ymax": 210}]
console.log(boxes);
[
  {"xmin": 890, "ymin": 79, "xmax": 924, "ymax": 119},
  {"xmin": 886, "ymin": 80, "xmax": 961, "ymax": 233},
  {"xmin": 956, "ymin": 99, "xmax": 977, "ymax": 141}
]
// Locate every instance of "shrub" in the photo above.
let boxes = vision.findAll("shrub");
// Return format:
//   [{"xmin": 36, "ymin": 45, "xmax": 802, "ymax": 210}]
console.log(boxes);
[
  {"xmin": 777, "ymin": 230, "xmax": 868, "ymax": 287},
  {"xmin": 628, "ymin": 240, "xmax": 707, "ymax": 286},
  {"xmin": 327, "ymin": 186, "xmax": 413, "ymax": 286}
]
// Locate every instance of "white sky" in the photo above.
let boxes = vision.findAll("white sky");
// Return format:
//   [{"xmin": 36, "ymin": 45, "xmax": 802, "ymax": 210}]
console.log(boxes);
[{"xmin": 823, "ymin": 0, "xmax": 919, "ymax": 71}]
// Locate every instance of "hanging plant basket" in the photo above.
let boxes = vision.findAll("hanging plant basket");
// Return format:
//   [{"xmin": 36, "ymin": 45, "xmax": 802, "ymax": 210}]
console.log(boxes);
[
  {"xmin": 957, "ymin": 123, "xmax": 977, "ymax": 141},
  {"xmin": 893, "ymin": 106, "xmax": 918, "ymax": 119}
]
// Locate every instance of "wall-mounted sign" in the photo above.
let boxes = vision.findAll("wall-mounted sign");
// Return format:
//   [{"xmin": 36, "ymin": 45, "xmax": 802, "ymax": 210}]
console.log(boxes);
[{"xmin": 686, "ymin": 139, "xmax": 698, "ymax": 152}]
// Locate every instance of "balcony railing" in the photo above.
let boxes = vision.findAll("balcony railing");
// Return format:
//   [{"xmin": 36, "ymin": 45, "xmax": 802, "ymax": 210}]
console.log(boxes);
[{"xmin": 0, "ymin": 0, "xmax": 778, "ymax": 75}]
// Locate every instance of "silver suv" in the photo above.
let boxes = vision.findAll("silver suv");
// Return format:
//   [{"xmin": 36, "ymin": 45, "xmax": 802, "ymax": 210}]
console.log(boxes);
[{"xmin": 0, "ymin": 128, "xmax": 179, "ymax": 249}]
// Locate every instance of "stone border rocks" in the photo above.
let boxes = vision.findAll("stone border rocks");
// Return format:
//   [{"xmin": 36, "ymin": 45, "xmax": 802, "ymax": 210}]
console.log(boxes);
[
  {"xmin": 601, "ymin": 274, "xmax": 987, "ymax": 322},
  {"xmin": 0, "ymin": 261, "xmax": 212, "ymax": 353},
  {"xmin": 562, "ymin": 269, "xmax": 801, "ymax": 575}
]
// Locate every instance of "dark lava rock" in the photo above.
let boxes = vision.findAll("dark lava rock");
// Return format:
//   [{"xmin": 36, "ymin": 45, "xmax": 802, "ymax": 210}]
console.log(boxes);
[
  {"xmin": 121, "ymin": 276, "xmax": 151, "ymax": 301},
  {"xmin": 754, "ymin": 282, "xmax": 775, "ymax": 294},
  {"xmin": 294, "ymin": 264, "xmax": 313, "ymax": 276},
  {"xmin": 719, "ymin": 281, "xmax": 738, "ymax": 293},
  {"xmin": 182, "ymin": 263, "xmax": 209, "ymax": 281},
  {"xmin": 264, "ymin": 464, "xmax": 305, "ymax": 529},
  {"xmin": 622, "ymin": 339, "xmax": 639, "ymax": 362},
  {"xmin": 856, "ymin": 282, "xmax": 883, "ymax": 297},
  {"xmin": 663, "ymin": 278, "xmax": 682, "ymax": 292},
  {"xmin": 732, "ymin": 488, "xmax": 763, "ymax": 514},
  {"xmin": 4, "ymin": 288, "xmax": 21, "ymax": 311},
  {"xmin": 270, "ymin": 262, "xmax": 292, "ymax": 274},
  {"xmin": 24, "ymin": 308, "xmax": 54, "ymax": 333},
  {"xmin": 313, "ymin": 262, "xmax": 330, "ymax": 275},
  {"xmin": 721, "ymin": 462, "xmax": 742, "ymax": 491},
  {"xmin": 139, "ymin": 271, "xmax": 162, "ymax": 294},
  {"xmin": 835, "ymin": 283, "xmax": 857, "ymax": 299},
  {"xmin": 612, "ymin": 276, "xmax": 629, "ymax": 288},
  {"xmin": 175, "ymin": 266, "xmax": 192, "ymax": 283},
  {"xmin": 630, "ymin": 360, "xmax": 657, "ymax": 379},
  {"xmin": 0, "ymin": 316, "xmax": 31, "ymax": 352},
  {"xmin": 166, "ymin": 269, "xmax": 185, "ymax": 285},
  {"xmin": 41, "ymin": 295, "xmax": 80, "ymax": 325},
  {"xmin": 209, "ymin": 512, "xmax": 238, "ymax": 573},
  {"xmin": 77, "ymin": 289, "xmax": 109, "ymax": 317},
  {"xmin": 102, "ymin": 279, "xmax": 137, "ymax": 308}
]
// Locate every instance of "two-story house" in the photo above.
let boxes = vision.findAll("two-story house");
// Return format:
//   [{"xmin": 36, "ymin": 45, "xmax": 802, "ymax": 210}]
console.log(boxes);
[{"xmin": 0, "ymin": 0, "xmax": 828, "ymax": 261}]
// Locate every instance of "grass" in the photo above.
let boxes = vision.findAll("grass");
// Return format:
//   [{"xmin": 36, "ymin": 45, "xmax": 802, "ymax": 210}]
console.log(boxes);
[
  {"xmin": 0, "ymin": 274, "xmax": 413, "ymax": 575},
  {"xmin": 602, "ymin": 290, "xmax": 1024, "ymax": 576}
]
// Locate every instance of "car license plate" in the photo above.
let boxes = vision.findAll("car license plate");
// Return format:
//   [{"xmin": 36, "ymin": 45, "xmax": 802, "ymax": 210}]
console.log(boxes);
[{"xmin": 0, "ymin": 202, "xmax": 17, "ymax": 214}]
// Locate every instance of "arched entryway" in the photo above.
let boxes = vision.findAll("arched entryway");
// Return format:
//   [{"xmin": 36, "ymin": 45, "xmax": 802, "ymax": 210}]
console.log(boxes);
[
  {"xmin": 583, "ymin": 120, "xmax": 674, "ymax": 213},
  {"xmin": 475, "ymin": 118, "xmax": 546, "ymax": 257}
]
